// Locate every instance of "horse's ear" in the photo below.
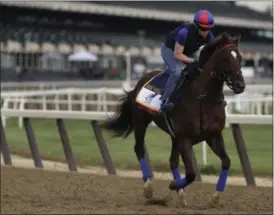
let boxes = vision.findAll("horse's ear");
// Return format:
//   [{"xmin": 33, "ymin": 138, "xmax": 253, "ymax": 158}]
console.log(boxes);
[
  {"xmin": 222, "ymin": 32, "xmax": 229, "ymax": 43},
  {"xmin": 236, "ymin": 34, "xmax": 241, "ymax": 46},
  {"xmin": 232, "ymin": 34, "xmax": 241, "ymax": 46}
]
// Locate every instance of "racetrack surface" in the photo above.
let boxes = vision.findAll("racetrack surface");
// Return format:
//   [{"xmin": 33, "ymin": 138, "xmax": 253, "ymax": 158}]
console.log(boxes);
[{"xmin": 1, "ymin": 166, "xmax": 272, "ymax": 214}]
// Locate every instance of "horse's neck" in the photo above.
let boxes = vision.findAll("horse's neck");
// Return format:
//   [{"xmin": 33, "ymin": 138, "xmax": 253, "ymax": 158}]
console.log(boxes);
[
  {"xmin": 181, "ymin": 42, "xmax": 226, "ymax": 103},
  {"xmin": 187, "ymin": 65, "xmax": 212, "ymax": 97},
  {"xmin": 188, "ymin": 64, "xmax": 223, "ymax": 101},
  {"xmin": 204, "ymin": 78, "xmax": 224, "ymax": 100}
]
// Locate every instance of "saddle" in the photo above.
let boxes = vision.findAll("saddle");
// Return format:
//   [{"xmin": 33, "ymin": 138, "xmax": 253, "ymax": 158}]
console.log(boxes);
[
  {"xmin": 135, "ymin": 63, "xmax": 201, "ymax": 112},
  {"xmin": 147, "ymin": 62, "xmax": 201, "ymax": 99}
]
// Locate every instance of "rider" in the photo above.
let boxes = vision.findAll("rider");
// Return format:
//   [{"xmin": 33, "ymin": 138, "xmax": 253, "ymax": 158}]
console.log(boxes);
[{"xmin": 160, "ymin": 9, "xmax": 216, "ymax": 113}]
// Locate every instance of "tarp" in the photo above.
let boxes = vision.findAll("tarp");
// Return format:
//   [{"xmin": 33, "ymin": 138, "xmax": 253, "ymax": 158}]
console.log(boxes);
[{"xmin": 68, "ymin": 50, "xmax": 98, "ymax": 62}]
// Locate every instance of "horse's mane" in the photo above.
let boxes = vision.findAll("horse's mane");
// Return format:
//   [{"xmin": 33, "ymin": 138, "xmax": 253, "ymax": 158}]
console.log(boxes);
[{"xmin": 198, "ymin": 32, "xmax": 236, "ymax": 67}]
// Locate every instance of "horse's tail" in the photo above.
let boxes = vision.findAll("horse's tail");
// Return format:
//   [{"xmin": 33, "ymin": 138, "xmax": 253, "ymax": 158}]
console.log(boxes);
[{"xmin": 102, "ymin": 88, "xmax": 136, "ymax": 139}]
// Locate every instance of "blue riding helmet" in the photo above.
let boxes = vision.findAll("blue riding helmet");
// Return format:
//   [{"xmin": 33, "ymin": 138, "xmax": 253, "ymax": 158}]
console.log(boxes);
[{"xmin": 194, "ymin": 9, "xmax": 215, "ymax": 30}]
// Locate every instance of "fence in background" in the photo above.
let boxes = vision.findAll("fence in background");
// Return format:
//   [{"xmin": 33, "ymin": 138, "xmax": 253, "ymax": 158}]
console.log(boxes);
[
  {"xmin": 1, "ymin": 86, "xmax": 272, "ymax": 168},
  {"xmin": 1, "ymin": 87, "xmax": 272, "ymax": 128},
  {"xmin": 1, "ymin": 80, "xmax": 272, "ymax": 93},
  {"xmin": 1, "ymin": 109, "xmax": 272, "ymax": 186}
]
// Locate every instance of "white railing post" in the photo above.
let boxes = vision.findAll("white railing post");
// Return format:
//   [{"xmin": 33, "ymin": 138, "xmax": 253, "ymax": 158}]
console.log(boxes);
[
  {"xmin": 55, "ymin": 94, "xmax": 59, "ymax": 110},
  {"xmin": 202, "ymin": 141, "xmax": 207, "ymax": 166},
  {"xmin": 18, "ymin": 98, "xmax": 26, "ymax": 129},
  {"xmin": 1, "ymin": 98, "xmax": 10, "ymax": 128},
  {"xmin": 102, "ymin": 89, "xmax": 108, "ymax": 112},
  {"xmin": 81, "ymin": 94, "xmax": 86, "ymax": 111},
  {"xmin": 68, "ymin": 92, "xmax": 72, "ymax": 111},
  {"xmin": 42, "ymin": 95, "xmax": 47, "ymax": 110}
]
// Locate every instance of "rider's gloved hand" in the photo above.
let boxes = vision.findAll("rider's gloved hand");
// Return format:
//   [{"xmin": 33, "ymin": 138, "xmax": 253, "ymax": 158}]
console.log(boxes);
[
  {"xmin": 188, "ymin": 58, "xmax": 199, "ymax": 68},
  {"xmin": 191, "ymin": 58, "xmax": 198, "ymax": 64},
  {"xmin": 187, "ymin": 58, "xmax": 200, "ymax": 79},
  {"xmin": 185, "ymin": 58, "xmax": 197, "ymax": 65}
]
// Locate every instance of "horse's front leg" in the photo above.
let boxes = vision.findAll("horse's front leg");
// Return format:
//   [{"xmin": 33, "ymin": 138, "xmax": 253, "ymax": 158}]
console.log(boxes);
[
  {"xmin": 169, "ymin": 137, "xmax": 196, "ymax": 207},
  {"xmin": 206, "ymin": 133, "xmax": 231, "ymax": 206},
  {"xmin": 163, "ymin": 137, "xmax": 184, "ymax": 204}
]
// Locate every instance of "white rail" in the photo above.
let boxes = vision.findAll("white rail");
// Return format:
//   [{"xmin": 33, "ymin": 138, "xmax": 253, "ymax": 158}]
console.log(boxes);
[
  {"xmin": 4, "ymin": 85, "xmax": 271, "ymax": 98},
  {"xmin": 2, "ymin": 87, "xmax": 272, "ymax": 110},
  {"xmin": 1, "ymin": 82, "xmax": 272, "ymax": 94},
  {"xmin": 1, "ymin": 109, "xmax": 272, "ymax": 124},
  {"xmin": 2, "ymin": 96, "xmax": 272, "ymax": 113},
  {"xmin": 1, "ymin": 87, "xmax": 272, "ymax": 130}
]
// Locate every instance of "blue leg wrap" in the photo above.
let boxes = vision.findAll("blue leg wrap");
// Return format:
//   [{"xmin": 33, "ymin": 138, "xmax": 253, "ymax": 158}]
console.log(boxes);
[
  {"xmin": 216, "ymin": 169, "xmax": 229, "ymax": 192},
  {"xmin": 176, "ymin": 178, "xmax": 187, "ymax": 188},
  {"xmin": 172, "ymin": 168, "xmax": 181, "ymax": 180},
  {"xmin": 140, "ymin": 158, "xmax": 151, "ymax": 182}
]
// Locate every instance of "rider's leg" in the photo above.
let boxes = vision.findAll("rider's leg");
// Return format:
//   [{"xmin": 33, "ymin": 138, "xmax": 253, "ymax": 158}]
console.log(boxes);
[{"xmin": 160, "ymin": 44, "xmax": 186, "ymax": 112}]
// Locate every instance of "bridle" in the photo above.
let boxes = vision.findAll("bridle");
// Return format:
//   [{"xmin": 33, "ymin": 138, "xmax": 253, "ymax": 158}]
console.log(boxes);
[
  {"xmin": 209, "ymin": 43, "xmax": 237, "ymax": 76},
  {"xmin": 198, "ymin": 43, "xmax": 238, "ymax": 99}
]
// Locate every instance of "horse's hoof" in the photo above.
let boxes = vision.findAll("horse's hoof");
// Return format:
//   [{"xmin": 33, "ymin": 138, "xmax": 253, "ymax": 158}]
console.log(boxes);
[
  {"xmin": 143, "ymin": 179, "xmax": 153, "ymax": 199},
  {"xmin": 177, "ymin": 189, "xmax": 187, "ymax": 207},
  {"xmin": 169, "ymin": 180, "xmax": 179, "ymax": 190},
  {"xmin": 210, "ymin": 191, "xmax": 220, "ymax": 206}
]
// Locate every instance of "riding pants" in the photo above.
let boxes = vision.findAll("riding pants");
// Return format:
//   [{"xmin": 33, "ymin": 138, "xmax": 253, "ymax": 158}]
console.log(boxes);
[{"xmin": 161, "ymin": 43, "xmax": 187, "ymax": 102}]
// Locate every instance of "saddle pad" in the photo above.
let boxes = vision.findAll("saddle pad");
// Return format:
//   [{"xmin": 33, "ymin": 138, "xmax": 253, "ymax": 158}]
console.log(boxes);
[
  {"xmin": 147, "ymin": 72, "xmax": 170, "ymax": 92},
  {"xmin": 136, "ymin": 72, "xmax": 170, "ymax": 113},
  {"xmin": 136, "ymin": 87, "xmax": 162, "ymax": 113}
]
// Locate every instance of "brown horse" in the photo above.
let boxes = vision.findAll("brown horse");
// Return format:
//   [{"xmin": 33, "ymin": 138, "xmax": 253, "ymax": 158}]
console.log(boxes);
[{"xmin": 103, "ymin": 32, "xmax": 246, "ymax": 207}]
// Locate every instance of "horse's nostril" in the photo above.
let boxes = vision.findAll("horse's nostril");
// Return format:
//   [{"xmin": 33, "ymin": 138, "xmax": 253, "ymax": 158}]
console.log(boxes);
[
  {"xmin": 236, "ymin": 82, "xmax": 245, "ymax": 89},
  {"xmin": 239, "ymin": 82, "xmax": 245, "ymax": 88},
  {"xmin": 238, "ymin": 70, "xmax": 243, "ymax": 75}
]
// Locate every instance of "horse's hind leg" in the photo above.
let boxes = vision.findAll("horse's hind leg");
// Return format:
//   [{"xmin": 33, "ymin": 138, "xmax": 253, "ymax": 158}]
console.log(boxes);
[
  {"xmin": 206, "ymin": 133, "xmax": 230, "ymax": 206},
  {"xmin": 170, "ymin": 137, "xmax": 181, "ymax": 181},
  {"xmin": 133, "ymin": 111, "xmax": 153, "ymax": 199}
]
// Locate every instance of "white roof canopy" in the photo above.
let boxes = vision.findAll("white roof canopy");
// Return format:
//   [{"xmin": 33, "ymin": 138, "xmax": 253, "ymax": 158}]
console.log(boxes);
[{"xmin": 68, "ymin": 50, "xmax": 98, "ymax": 62}]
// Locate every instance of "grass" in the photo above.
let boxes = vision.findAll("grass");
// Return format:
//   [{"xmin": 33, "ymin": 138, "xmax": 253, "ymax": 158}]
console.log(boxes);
[{"xmin": 3, "ymin": 118, "xmax": 273, "ymax": 176}]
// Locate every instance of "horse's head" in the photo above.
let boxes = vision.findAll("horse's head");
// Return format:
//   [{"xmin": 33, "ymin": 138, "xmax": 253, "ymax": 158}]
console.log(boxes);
[
  {"xmin": 216, "ymin": 33, "xmax": 245, "ymax": 94},
  {"xmin": 199, "ymin": 32, "xmax": 246, "ymax": 94}
]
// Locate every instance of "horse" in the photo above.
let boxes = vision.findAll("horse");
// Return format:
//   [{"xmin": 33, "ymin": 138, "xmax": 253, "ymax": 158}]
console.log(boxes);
[{"xmin": 102, "ymin": 32, "xmax": 246, "ymax": 207}]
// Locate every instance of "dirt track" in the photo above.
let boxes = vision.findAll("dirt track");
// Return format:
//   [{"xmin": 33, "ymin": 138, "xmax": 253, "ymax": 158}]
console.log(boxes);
[{"xmin": 1, "ymin": 166, "xmax": 273, "ymax": 214}]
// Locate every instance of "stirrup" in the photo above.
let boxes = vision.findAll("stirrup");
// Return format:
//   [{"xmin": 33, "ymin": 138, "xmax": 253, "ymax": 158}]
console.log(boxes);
[{"xmin": 160, "ymin": 99, "xmax": 174, "ymax": 113}]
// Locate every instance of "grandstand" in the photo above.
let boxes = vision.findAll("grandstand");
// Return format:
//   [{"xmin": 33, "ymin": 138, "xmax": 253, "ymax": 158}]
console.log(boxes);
[{"xmin": 0, "ymin": 1, "xmax": 273, "ymax": 82}]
